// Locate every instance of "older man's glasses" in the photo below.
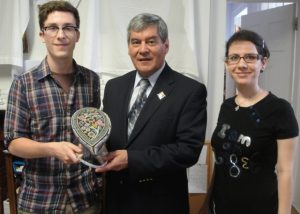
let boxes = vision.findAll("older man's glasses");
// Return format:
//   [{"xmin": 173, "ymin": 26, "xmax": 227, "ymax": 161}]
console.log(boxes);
[
  {"xmin": 43, "ymin": 25, "xmax": 78, "ymax": 37},
  {"xmin": 225, "ymin": 54, "xmax": 262, "ymax": 65}
]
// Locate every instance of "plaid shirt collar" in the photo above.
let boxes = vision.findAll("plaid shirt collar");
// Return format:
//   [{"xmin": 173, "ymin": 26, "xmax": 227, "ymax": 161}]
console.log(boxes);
[{"xmin": 35, "ymin": 57, "xmax": 84, "ymax": 81}]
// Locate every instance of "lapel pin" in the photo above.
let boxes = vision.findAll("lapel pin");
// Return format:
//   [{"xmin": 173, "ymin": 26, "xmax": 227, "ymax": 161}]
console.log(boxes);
[{"xmin": 157, "ymin": 91, "xmax": 166, "ymax": 100}]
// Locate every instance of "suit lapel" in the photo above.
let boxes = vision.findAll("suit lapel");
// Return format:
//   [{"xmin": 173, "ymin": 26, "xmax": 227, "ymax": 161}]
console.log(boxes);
[{"xmin": 127, "ymin": 65, "xmax": 175, "ymax": 146}]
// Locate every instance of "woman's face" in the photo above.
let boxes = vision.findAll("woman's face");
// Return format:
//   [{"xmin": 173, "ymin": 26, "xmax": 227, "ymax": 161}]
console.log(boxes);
[{"xmin": 225, "ymin": 40, "xmax": 267, "ymax": 87}]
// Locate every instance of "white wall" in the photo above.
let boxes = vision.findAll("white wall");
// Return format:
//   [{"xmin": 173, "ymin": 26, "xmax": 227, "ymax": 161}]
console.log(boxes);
[
  {"xmin": 206, "ymin": 0, "xmax": 227, "ymax": 136},
  {"xmin": 0, "ymin": 65, "xmax": 12, "ymax": 110},
  {"xmin": 292, "ymin": 1, "xmax": 300, "ymax": 211}
]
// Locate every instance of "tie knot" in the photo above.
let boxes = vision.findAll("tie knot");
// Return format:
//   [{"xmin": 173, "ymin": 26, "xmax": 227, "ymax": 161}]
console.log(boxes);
[{"xmin": 139, "ymin": 79, "xmax": 150, "ymax": 88}]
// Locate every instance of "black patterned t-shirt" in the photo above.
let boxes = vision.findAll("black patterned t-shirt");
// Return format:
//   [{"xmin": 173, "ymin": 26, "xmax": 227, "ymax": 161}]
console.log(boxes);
[{"xmin": 210, "ymin": 92, "xmax": 298, "ymax": 214}]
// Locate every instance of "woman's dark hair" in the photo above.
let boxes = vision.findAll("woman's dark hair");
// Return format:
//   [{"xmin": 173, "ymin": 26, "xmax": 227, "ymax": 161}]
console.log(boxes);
[{"xmin": 225, "ymin": 29, "xmax": 270, "ymax": 59}]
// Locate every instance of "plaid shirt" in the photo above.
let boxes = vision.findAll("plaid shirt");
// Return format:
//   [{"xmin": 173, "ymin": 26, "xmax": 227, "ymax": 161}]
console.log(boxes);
[{"xmin": 4, "ymin": 58, "xmax": 101, "ymax": 213}]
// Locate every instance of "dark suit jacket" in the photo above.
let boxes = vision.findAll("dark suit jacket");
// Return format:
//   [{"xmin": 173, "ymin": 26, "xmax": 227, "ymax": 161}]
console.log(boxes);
[{"xmin": 102, "ymin": 64, "xmax": 207, "ymax": 214}]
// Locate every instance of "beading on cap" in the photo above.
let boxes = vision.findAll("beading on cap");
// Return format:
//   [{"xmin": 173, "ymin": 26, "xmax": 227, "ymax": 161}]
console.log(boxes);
[{"xmin": 262, "ymin": 40, "xmax": 265, "ymax": 49}]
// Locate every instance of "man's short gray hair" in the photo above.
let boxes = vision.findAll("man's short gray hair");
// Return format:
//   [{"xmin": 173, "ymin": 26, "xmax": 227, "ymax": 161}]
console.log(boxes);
[{"xmin": 127, "ymin": 13, "xmax": 168, "ymax": 44}]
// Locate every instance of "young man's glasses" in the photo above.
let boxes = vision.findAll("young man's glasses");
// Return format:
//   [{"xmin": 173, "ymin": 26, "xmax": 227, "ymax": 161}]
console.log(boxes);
[
  {"xmin": 42, "ymin": 25, "xmax": 78, "ymax": 37},
  {"xmin": 225, "ymin": 54, "xmax": 262, "ymax": 65}
]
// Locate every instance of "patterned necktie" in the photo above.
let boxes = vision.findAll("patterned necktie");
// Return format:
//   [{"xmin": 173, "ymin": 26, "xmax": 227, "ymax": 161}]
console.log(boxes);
[{"xmin": 128, "ymin": 79, "xmax": 150, "ymax": 137}]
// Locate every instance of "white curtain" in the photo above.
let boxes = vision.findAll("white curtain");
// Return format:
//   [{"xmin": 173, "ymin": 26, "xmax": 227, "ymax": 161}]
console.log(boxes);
[
  {"xmin": 74, "ymin": 0, "xmax": 225, "ymax": 136},
  {"xmin": 76, "ymin": 0, "xmax": 212, "ymax": 85},
  {"xmin": 0, "ymin": 0, "xmax": 30, "ymax": 66},
  {"xmin": 0, "ymin": 0, "xmax": 225, "ymax": 136}
]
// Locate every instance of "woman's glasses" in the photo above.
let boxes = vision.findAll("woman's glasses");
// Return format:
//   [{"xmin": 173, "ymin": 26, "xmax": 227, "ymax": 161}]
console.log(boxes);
[{"xmin": 225, "ymin": 54, "xmax": 262, "ymax": 65}]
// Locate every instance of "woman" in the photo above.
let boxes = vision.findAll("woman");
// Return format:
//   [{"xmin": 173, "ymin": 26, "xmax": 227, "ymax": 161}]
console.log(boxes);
[{"xmin": 209, "ymin": 30, "xmax": 298, "ymax": 214}]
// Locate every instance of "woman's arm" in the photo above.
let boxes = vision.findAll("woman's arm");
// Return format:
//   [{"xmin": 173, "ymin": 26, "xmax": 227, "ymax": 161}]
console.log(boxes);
[{"xmin": 276, "ymin": 137, "xmax": 298, "ymax": 214}]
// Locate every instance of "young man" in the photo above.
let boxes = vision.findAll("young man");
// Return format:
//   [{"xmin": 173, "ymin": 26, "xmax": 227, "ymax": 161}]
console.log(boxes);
[
  {"xmin": 96, "ymin": 13, "xmax": 207, "ymax": 214},
  {"xmin": 4, "ymin": 1, "xmax": 101, "ymax": 213}
]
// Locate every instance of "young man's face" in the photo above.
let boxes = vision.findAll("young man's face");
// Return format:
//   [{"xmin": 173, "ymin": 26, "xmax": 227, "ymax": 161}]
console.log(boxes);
[
  {"xmin": 128, "ymin": 25, "xmax": 169, "ymax": 78},
  {"xmin": 40, "ymin": 11, "xmax": 80, "ymax": 61}
]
